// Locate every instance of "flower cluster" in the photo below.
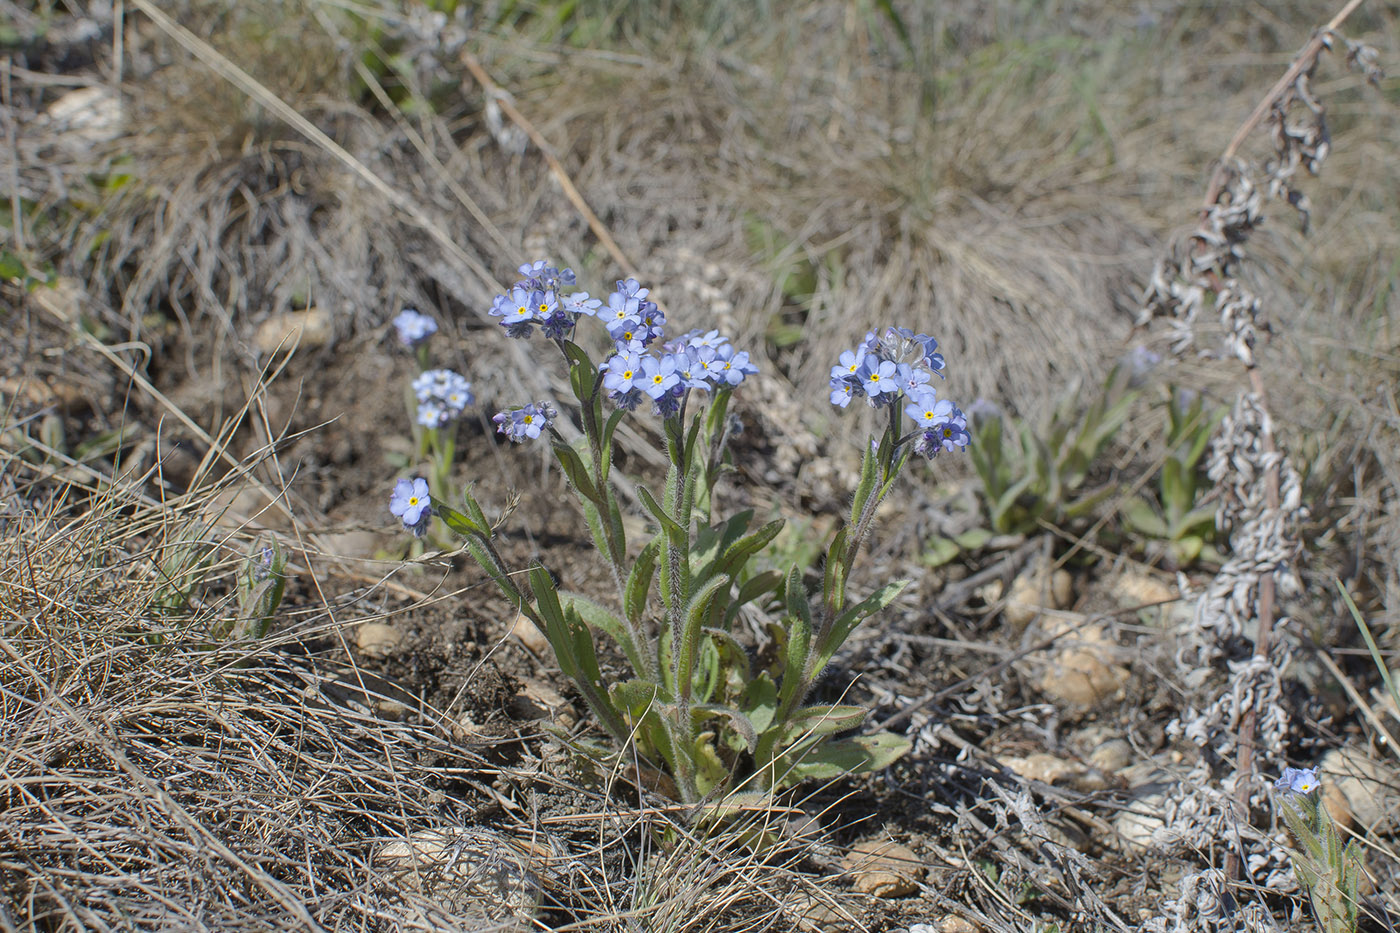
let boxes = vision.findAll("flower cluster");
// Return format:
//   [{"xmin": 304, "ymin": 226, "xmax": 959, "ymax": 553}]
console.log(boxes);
[
  {"xmin": 486, "ymin": 262, "xmax": 756, "ymax": 426},
  {"xmin": 830, "ymin": 327, "xmax": 969, "ymax": 458},
  {"xmin": 601, "ymin": 326, "xmax": 757, "ymax": 418},
  {"xmin": 390, "ymin": 477, "xmax": 432, "ymax": 537},
  {"xmin": 493, "ymin": 400, "xmax": 557, "ymax": 443},
  {"xmin": 488, "ymin": 261, "xmax": 597, "ymax": 340},
  {"xmin": 393, "ymin": 308, "xmax": 438, "ymax": 347},
  {"xmin": 412, "ymin": 368, "xmax": 475, "ymax": 428}
]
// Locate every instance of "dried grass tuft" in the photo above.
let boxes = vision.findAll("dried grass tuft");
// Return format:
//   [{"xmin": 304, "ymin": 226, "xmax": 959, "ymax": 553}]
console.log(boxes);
[{"xmin": 0, "ymin": 445, "xmax": 513, "ymax": 929}]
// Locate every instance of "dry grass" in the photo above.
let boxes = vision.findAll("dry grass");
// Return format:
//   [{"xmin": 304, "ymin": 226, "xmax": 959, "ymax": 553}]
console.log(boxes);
[{"xmin": 0, "ymin": 438, "xmax": 482, "ymax": 928}]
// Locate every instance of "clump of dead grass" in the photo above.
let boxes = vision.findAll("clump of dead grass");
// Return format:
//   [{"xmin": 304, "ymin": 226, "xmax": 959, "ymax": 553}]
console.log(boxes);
[{"xmin": 0, "ymin": 444, "xmax": 509, "ymax": 929}]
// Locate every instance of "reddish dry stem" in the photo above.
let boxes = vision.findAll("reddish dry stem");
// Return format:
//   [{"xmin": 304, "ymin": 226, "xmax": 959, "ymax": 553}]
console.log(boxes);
[{"xmin": 1212, "ymin": 0, "xmax": 1365, "ymax": 883}]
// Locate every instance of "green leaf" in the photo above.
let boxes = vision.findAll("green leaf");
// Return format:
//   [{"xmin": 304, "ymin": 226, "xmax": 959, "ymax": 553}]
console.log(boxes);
[
  {"xmin": 741, "ymin": 673, "xmax": 779, "ymax": 734},
  {"xmin": 822, "ymin": 524, "xmax": 849, "ymax": 605},
  {"xmin": 711, "ymin": 519, "xmax": 785, "ymax": 582},
  {"xmin": 1121, "ymin": 497, "xmax": 1168, "ymax": 538},
  {"xmin": 781, "ymin": 704, "xmax": 868, "ymax": 740},
  {"xmin": 609, "ymin": 680, "xmax": 677, "ymax": 772},
  {"xmin": 1174, "ymin": 505, "xmax": 1217, "ymax": 537},
  {"xmin": 0, "ymin": 251, "xmax": 25, "ymax": 282},
  {"xmin": 437, "ymin": 501, "xmax": 486, "ymax": 538},
  {"xmin": 953, "ymin": 527, "xmax": 993, "ymax": 551},
  {"xmin": 685, "ymin": 574, "xmax": 733, "ymax": 636},
  {"xmin": 724, "ymin": 569, "xmax": 783, "ymax": 629},
  {"xmin": 550, "ymin": 439, "xmax": 600, "ymax": 503},
  {"xmin": 563, "ymin": 593, "xmax": 646, "ymax": 677},
  {"xmin": 625, "ymin": 537, "xmax": 660, "ymax": 626},
  {"xmin": 461, "ymin": 536, "xmax": 524, "ymax": 605},
  {"xmin": 780, "ymin": 606, "xmax": 813, "ymax": 709},
  {"xmin": 692, "ymin": 510, "xmax": 753, "ymax": 578},
  {"xmin": 637, "ymin": 484, "xmax": 685, "ymax": 542},
  {"xmin": 600, "ymin": 408, "xmax": 627, "ymax": 471},
  {"xmin": 776, "ymin": 731, "xmax": 911, "ymax": 783},
  {"xmin": 813, "ymin": 579, "xmax": 907, "ymax": 675},
  {"xmin": 784, "ymin": 564, "xmax": 813, "ymax": 631},
  {"xmin": 921, "ymin": 536, "xmax": 960, "ymax": 568},
  {"xmin": 1169, "ymin": 535, "xmax": 1203, "ymax": 564},
  {"xmin": 1161, "ymin": 458, "xmax": 1189, "ymax": 515},
  {"xmin": 704, "ymin": 626, "xmax": 753, "ymax": 688}
]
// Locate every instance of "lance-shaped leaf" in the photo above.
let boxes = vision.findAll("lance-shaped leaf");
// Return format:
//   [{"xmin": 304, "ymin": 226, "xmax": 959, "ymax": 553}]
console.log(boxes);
[
  {"xmin": 780, "ymin": 704, "xmax": 868, "ymax": 741},
  {"xmin": 599, "ymin": 408, "xmax": 627, "ymax": 471},
  {"xmin": 675, "ymin": 574, "xmax": 732, "ymax": 700},
  {"xmin": 563, "ymin": 593, "xmax": 646, "ymax": 677},
  {"xmin": 778, "ymin": 567, "xmax": 814, "ymax": 710},
  {"xmin": 822, "ymin": 525, "xmax": 849, "ymax": 613},
  {"xmin": 609, "ymin": 679, "xmax": 677, "ymax": 769},
  {"xmin": 437, "ymin": 502, "xmax": 488, "ymax": 539},
  {"xmin": 624, "ymin": 536, "xmax": 661, "ymax": 626},
  {"xmin": 692, "ymin": 510, "xmax": 753, "ymax": 575},
  {"xmin": 707, "ymin": 517, "xmax": 784, "ymax": 585},
  {"xmin": 704, "ymin": 625, "xmax": 752, "ymax": 687},
  {"xmin": 812, "ymin": 579, "xmax": 907, "ymax": 676},
  {"xmin": 550, "ymin": 439, "xmax": 600, "ymax": 504},
  {"xmin": 776, "ymin": 731, "xmax": 911, "ymax": 784},
  {"xmin": 637, "ymin": 484, "xmax": 685, "ymax": 543},
  {"xmin": 461, "ymin": 536, "xmax": 526, "ymax": 607},
  {"xmin": 740, "ymin": 672, "xmax": 779, "ymax": 735},
  {"xmin": 723, "ymin": 569, "xmax": 783, "ymax": 629},
  {"xmin": 562, "ymin": 340, "xmax": 600, "ymax": 404},
  {"xmin": 530, "ymin": 566, "xmax": 628, "ymax": 742}
]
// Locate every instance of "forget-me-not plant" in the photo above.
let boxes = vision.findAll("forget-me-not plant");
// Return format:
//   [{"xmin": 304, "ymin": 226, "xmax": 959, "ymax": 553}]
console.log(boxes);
[
  {"xmin": 391, "ymin": 262, "xmax": 969, "ymax": 806},
  {"xmin": 1274, "ymin": 766, "xmax": 1363, "ymax": 933}
]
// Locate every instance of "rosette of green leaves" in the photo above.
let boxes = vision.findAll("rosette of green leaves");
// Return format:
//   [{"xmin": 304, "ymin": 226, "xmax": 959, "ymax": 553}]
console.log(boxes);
[
  {"xmin": 438, "ymin": 339, "xmax": 911, "ymax": 805},
  {"xmin": 1122, "ymin": 388, "xmax": 1225, "ymax": 565},
  {"xmin": 969, "ymin": 368, "xmax": 1138, "ymax": 536}
]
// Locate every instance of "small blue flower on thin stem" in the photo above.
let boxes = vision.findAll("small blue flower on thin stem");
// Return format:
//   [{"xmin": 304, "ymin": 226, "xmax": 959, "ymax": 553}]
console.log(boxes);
[
  {"xmin": 1275, "ymin": 766, "xmax": 1320, "ymax": 796},
  {"xmin": 831, "ymin": 347, "xmax": 866, "ymax": 382},
  {"xmin": 904, "ymin": 387, "xmax": 952, "ymax": 428},
  {"xmin": 641, "ymin": 354, "xmax": 680, "ymax": 400},
  {"xmin": 607, "ymin": 318, "xmax": 650, "ymax": 353},
  {"xmin": 860, "ymin": 357, "xmax": 899, "ymax": 399},
  {"xmin": 390, "ymin": 477, "xmax": 433, "ymax": 536},
  {"xmin": 561, "ymin": 292, "xmax": 602, "ymax": 317},
  {"xmin": 615, "ymin": 278, "xmax": 649, "ymax": 301},
  {"xmin": 670, "ymin": 348, "xmax": 711, "ymax": 391},
  {"xmin": 393, "ymin": 308, "xmax": 438, "ymax": 347},
  {"xmin": 502, "ymin": 286, "xmax": 537, "ymax": 327},
  {"xmin": 603, "ymin": 350, "xmax": 644, "ymax": 396},
  {"xmin": 605, "ymin": 292, "xmax": 642, "ymax": 328}
]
